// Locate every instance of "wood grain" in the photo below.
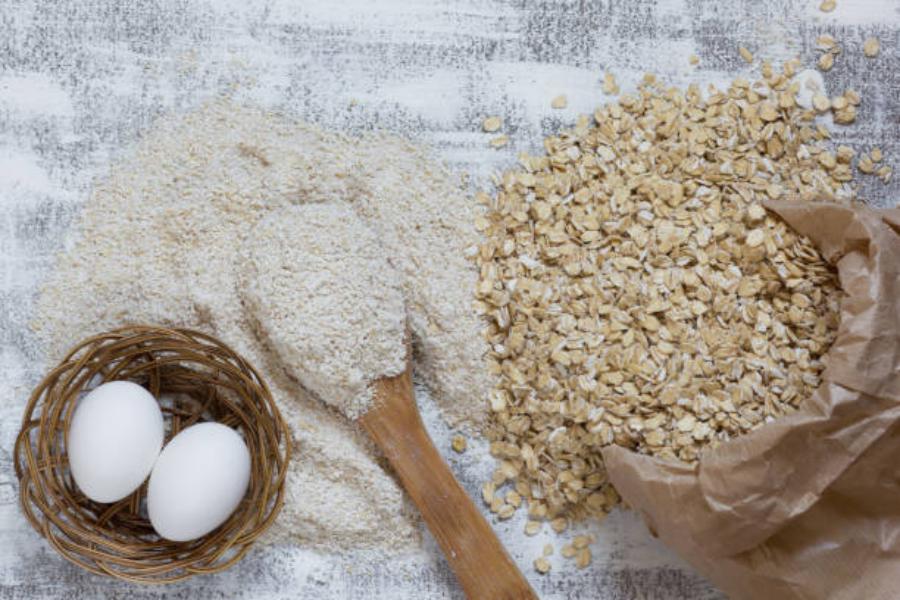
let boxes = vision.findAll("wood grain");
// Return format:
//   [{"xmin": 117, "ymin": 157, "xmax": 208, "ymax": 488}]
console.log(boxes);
[{"xmin": 361, "ymin": 370, "xmax": 537, "ymax": 600}]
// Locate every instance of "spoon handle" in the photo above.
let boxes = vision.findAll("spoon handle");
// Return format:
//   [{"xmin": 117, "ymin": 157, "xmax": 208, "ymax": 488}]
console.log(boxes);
[{"xmin": 360, "ymin": 371, "xmax": 538, "ymax": 600}]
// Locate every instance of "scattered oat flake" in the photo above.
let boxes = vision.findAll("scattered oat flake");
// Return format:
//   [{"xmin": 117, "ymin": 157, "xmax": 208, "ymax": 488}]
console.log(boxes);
[
  {"xmin": 550, "ymin": 517, "xmax": 568, "ymax": 533},
  {"xmin": 818, "ymin": 52, "xmax": 834, "ymax": 71},
  {"xmin": 818, "ymin": 151, "xmax": 837, "ymax": 170},
  {"xmin": 551, "ymin": 95, "xmax": 568, "ymax": 109},
  {"xmin": 524, "ymin": 521, "xmax": 542, "ymax": 536},
  {"xmin": 819, "ymin": 0, "xmax": 836, "ymax": 12},
  {"xmin": 816, "ymin": 34, "xmax": 836, "ymax": 50},
  {"xmin": 871, "ymin": 147, "xmax": 883, "ymax": 162},
  {"xmin": 573, "ymin": 535, "xmax": 594, "ymax": 549},
  {"xmin": 562, "ymin": 543, "xmax": 577, "ymax": 558},
  {"xmin": 863, "ymin": 37, "xmax": 880, "ymax": 57},
  {"xmin": 481, "ymin": 482, "xmax": 495, "ymax": 505},
  {"xmin": 576, "ymin": 548, "xmax": 592, "ymax": 569},
  {"xmin": 689, "ymin": 54, "xmax": 700, "ymax": 65},
  {"xmin": 533, "ymin": 557, "xmax": 551, "ymax": 574},
  {"xmin": 482, "ymin": 116, "xmax": 502, "ymax": 132},
  {"xmin": 489, "ymin": 135, "xmax": 509, "ymax": 149},
  {"xmin": 602, "ymin": 72, "xmax": 619, "ymax": 95},
  {"xmin": 812, "ymin": 94, "xmax": 831, "ymax": 113},
  {"xmin": 497, "ymin": 504, "xmax": 516, "ymax": 520},
  {"xmin": 834, "ymin": 105, "xmax": 857, "ymax": 124},
  {"xmin": 739, "ymin": 46, "xmax": 754, "ymax": 63},
  {"xmin": 836, "ymin": 145, "xmax": 854, "ymax": 163},
  {"xmin": 451, "ymin": 434, "xmax": 467, "ymax": 453},
  {"xmin": 476, "ymin": 60, "xmax": 843, "ymax": 525},
  {"xmin": 505, "ymin": 490, "xmax": 522, "ymax": 508},
  {"xmin": 858, "ymin": 155, "xmax": 875, "ymax": 174}
]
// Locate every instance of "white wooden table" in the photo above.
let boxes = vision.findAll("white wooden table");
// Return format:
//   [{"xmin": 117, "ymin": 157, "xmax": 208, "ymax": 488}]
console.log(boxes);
[{"xmin": 1, "ymin": 0, "xmax": 897, "ymax": 597}]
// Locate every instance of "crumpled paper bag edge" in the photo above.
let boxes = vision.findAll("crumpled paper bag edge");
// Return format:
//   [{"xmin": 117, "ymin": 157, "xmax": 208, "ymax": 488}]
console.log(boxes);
[{"xmin": 601, "ymin": 201, "xmax": 900, "ymax": 599}]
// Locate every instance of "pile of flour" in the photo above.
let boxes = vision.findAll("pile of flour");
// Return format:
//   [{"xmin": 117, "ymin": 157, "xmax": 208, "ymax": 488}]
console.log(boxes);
[{"xmin": 32, "ymin": 100, "xmax": 489, "ymax": 550}]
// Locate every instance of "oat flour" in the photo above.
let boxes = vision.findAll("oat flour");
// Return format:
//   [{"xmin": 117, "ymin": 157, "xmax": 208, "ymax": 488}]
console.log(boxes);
[
  {"xmin": 33, "ymin": 100, "xmax": 489, "ymax": 551},
  {"xmin": 240, "ymin": 203, "xmax": 407, "ymax": 419}
]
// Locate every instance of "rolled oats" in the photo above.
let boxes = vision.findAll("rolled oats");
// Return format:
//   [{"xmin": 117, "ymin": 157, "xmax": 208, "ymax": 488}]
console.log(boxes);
[
  {"xmin": 482, "ymin": 116, "xmax": 503, "ymax": 132},
  {"xmin": 534, "ymin": 557, "xmax": 552, "ymax": 574},
  {"xmin": 863, "ymin": 37, "xmax": 880, "ymax": 58},
  {"xmin": 474, "ymin": 60, "xmax": 847, "ymax": 524}
]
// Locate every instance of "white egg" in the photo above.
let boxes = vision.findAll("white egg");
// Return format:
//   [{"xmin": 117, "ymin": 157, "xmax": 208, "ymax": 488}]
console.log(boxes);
[
  {"xmin": 68, "ymin": 381, "xmax": 164, "ymax": 503},
  {"xmin": 147, "ymin": 422, "xmax": 251, "ymax": 542}
]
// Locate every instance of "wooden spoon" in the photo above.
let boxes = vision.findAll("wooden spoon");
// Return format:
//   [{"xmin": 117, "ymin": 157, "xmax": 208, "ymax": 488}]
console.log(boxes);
[
  {"xmin": 360, "ymin": 367, "xmax": 538, "ymax": 600},
  {"xmin": 241, "ymin": 204, "xmax": 537, "ymax": 598}
]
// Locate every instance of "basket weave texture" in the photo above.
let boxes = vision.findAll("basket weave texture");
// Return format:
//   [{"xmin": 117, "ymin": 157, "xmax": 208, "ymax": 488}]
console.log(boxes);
[{"xmin": 14, "ymin": 326, "xmax": 291, "ymax": 583}]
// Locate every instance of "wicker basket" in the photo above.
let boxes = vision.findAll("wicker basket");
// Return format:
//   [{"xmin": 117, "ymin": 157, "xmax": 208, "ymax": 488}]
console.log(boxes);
[{"xmin": 13, "ymin": 326, "xmax": 291, "ymax": 583}]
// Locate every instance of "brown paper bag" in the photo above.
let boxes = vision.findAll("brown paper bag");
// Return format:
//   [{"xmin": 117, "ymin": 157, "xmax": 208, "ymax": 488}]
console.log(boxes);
[{"xmin": 602, "ymin": 202, "xmax": 900, "ymax": 600}]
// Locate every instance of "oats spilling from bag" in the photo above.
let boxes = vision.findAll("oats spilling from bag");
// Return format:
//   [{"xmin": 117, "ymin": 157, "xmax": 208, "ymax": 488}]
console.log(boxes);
[{"xmin": 473, "ymin": 62, "xmax": 851, "ymax": 523}]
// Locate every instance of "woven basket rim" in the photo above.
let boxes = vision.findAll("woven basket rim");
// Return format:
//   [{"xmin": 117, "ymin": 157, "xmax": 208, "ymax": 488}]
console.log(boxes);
[{"xmin": 14, "ymin": 325, "xmax": 292, "ymax": 584}]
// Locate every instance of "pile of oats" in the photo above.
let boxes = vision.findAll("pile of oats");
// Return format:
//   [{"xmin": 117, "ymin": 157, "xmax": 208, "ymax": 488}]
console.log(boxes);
[{"xmin": 473, "ymin": 61, "xmax": 855, "ymax": 526}]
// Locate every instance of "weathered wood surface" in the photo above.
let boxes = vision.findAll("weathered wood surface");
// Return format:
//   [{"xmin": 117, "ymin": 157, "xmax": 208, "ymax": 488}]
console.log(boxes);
[
  {"xmin": 1, "ymin": 0, "xmax": 897, "ymax": 598},
  {"xmin": 362, "ymin": 370, "xmax": 538, "ymax": 599}
]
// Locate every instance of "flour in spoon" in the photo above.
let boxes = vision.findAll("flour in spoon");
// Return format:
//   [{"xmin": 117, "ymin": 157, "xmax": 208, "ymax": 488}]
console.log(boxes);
[{"xmin": 240, "ymin": 203, "xmax": 407, "ymax": 419}]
